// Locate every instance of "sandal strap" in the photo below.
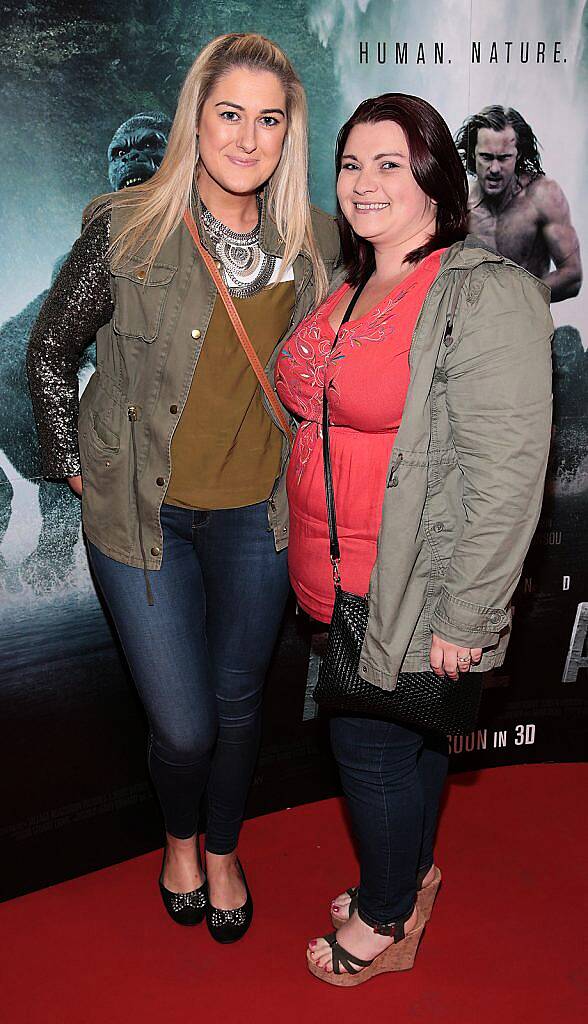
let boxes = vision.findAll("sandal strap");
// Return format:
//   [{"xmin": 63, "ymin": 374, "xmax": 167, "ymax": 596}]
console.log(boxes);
[
  {"xmin": 324, "ymin": 932, "xmax": 374, "ymax": 976},
  {"xmin": 346, "ymin": 887, "xmax": 359, "ymax": 914},
  {"xmin": 357, "ymin": 903, "xmax": 414, "ymax": 939}
]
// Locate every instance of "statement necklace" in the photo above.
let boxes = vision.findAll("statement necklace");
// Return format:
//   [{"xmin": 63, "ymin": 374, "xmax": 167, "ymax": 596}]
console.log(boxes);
[{"xmin": 200, "ymin": 198, "xmax": 276, "ymax": 298}]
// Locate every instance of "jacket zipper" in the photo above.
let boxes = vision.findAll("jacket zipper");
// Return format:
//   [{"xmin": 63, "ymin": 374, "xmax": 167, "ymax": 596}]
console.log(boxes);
[{"xmin": 128, "ymin": 403, "xmax": 154, "ymax": 606}]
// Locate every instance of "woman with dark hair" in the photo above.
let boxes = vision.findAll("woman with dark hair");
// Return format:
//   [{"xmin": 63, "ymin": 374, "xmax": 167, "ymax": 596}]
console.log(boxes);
[{"xmin": 276, "ymin": 94, "xmax": 552, "ymax": 985}]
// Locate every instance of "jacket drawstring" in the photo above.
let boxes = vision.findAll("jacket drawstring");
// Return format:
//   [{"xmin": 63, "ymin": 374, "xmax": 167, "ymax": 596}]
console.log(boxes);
[
  {"xmin": 128, "ymin": 405, "xmax": 154, "ymax": 607},
  {"xmin": 442, "ymin": 271, "xmax": 471, "ymax": 349}
]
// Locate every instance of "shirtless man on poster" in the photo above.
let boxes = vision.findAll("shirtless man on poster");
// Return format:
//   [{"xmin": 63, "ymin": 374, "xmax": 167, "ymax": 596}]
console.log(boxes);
[{"xmin": 455, "ymin": 105, "xmax": 582, "ymax": 301}]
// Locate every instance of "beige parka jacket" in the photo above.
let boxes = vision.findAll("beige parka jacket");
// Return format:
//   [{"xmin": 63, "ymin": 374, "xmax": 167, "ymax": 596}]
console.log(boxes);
[{"xmin": 355, "ymin": 236, "xmax": 553, "ymax": 688}]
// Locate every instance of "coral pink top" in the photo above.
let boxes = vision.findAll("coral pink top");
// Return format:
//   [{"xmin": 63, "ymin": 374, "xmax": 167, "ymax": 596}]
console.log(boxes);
[{"xmin": 275, "ymin": 250, "xmax": 444, "ymax": 622}]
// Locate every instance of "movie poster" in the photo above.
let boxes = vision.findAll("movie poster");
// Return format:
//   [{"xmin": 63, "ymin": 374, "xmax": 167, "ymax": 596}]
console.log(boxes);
[
  {"xmin": 1, "ymin": 1, "xmax": 586, "ymax": 899},
  {"xmin": 300, "ymin": 0, "xmax": 588, "ymax": 772}
]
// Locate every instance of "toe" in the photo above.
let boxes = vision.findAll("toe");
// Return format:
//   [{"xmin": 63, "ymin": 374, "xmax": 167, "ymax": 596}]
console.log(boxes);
[
  {"xmin": 312, "ymin": 941, "xmax": 331, "ymax": 969},
  {"xmin": 309, "ymin": 936, "xmax": 327, "ymax": 962},
  {"xmin": 332, "ymin": 891, "xmax": 348, "ymax": 908}
]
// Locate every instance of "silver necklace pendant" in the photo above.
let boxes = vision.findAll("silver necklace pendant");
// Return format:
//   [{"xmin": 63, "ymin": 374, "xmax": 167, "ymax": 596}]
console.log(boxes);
[{"xmin": 200, "ymin": 199, "xmax": 276, "ymax": 299}]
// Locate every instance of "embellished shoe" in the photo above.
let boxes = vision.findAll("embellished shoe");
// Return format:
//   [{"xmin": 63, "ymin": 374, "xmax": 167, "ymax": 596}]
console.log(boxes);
[
  {"xmin": 331, "ymin": 865, "xmax": 442, "ymax": 929},
  {"xmin": 307, "ymin": 905, "xmax": 426, "ymax": 987},
  {"xmin": 158, "ymin": 853, "xmax": 208, "ymax": 926},
  {"xmin": 206, "ymin": 859, "xmax": 253, "ymax": 944}
]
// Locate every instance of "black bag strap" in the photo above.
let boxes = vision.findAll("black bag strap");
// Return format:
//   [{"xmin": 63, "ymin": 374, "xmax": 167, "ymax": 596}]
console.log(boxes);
[{"xmin": 322, "ymin": 281, "xmax": 367, "ymax": 582}]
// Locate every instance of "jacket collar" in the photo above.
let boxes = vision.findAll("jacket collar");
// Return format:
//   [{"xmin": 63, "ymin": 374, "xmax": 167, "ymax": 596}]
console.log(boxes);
[
  {"xmin": 440, "ymin": 233, "xmax": 505, "ymax": 269},
  {"xmin": 258, "ymin": 190, "xmax": 284, "ymax": 257},
  {"xmin": 440, "ymin": 233, "xmax": 551, "ymax": 302}
]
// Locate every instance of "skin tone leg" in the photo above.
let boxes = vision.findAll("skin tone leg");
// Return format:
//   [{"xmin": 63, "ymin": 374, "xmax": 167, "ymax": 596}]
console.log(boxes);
[
  {"xmin": 164, "ymin": 833, "xmax": 205, "ymax": 892},
  {"xmin": 162, "ymin": 837, "xmax": 245, "ymax": 914},
  {"xmin": 330, "ymin": 865, "xmax": 437, "ymax": 923}
]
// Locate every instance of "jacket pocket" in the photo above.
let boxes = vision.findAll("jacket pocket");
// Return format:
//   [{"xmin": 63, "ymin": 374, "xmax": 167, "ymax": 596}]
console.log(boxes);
[
  {"xmin": 79, "ymin": 436, "xmax": 131, "ymax": 558},
  {"xmin": 79, "ymin": 372, "xmax": 124, "ymax": 455},
  {"xmin": 88, "ymin": 410, "xmax": 120, "ymax": 454},
  {"xmin": 112, "ymin": 260, "xmax": 177, "ymax": 343}
]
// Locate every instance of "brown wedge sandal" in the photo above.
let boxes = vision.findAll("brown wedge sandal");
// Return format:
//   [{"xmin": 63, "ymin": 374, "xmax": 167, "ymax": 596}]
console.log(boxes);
[
  {"xmin": 330, "ymin": 865, "xmax": 442, "ymax": 929},
  {"xmin": 307, "ymin": 906, "xmax": 426, "ymax": 988},
  {"xmin": 416, "ymin": 864, "xmax": 442, "ymax": 920}
]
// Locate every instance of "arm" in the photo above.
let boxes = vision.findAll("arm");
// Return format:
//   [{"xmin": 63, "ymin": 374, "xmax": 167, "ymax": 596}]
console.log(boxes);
[
  {"xmin": 26, "ymin": 210, "xmax": 114, "ymax": 479},
  {"xmin": 430, "ymin": 267, "xmax": 553, "ymax": 649},
  {"xmin": 534, "ymin": 178, "xmax": 582, "ymax": 301}
]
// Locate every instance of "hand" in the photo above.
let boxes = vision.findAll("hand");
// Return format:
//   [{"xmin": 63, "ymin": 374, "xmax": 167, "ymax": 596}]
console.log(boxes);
[
  {"xmin": 429, "ymin": 634, "xmax": 482, "ymax": 680},
  {"xmin": 67, "ymin": 474, "xmax": 83, "ymax": 497}
]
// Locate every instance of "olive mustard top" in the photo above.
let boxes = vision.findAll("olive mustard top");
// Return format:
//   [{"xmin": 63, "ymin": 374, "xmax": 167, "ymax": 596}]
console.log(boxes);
[{"xmin": 166, "ymin": 280, "xmax": 295, "ymax": 510}]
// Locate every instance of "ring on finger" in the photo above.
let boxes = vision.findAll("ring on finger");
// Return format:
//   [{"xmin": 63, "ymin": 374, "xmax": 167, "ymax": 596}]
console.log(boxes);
[{"xmin": 458, "ymin": 655, "xmax": 471, "ymax": 664}]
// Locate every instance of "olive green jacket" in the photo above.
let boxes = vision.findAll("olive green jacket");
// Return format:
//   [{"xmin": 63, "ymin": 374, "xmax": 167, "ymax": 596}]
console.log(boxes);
[
  {"xmin": 356, "ymin": 237, "xmax": 553, "ymax": 686},
  {"xmin": 78, "ymin": 201, "xmax": 340, "ymax": 570}
]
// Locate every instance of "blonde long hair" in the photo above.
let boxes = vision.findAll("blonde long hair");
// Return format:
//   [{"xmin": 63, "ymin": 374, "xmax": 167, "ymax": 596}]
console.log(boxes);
[{"xmin": 86, "ymin": 33, "xmax": 328, "ymax": 302}]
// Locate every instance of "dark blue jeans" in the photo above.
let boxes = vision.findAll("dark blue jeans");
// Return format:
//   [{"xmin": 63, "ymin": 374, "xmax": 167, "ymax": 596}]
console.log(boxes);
[
  {"xmin": 330, "ymin": 715, "xmax": 448, "ymax": 925},
  {"xmin": 88, "ymin": 501, "xmax": 289, "ymax": 853}
]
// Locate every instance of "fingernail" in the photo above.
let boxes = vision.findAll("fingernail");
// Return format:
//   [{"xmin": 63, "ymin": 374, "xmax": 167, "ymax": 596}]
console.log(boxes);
[
  {"xmin": 309, "ymin": 939, "xmax": 316, "ymax": 947},
  {"xmin": 332, "ymin": 905, "xmax": 339, "ymax": 912}
]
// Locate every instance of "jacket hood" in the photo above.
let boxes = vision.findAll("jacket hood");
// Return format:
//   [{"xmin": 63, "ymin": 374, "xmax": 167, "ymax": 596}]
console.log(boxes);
[{"xmin": 440, "ymin": 234, "xmax": 551, "ymax": 304}]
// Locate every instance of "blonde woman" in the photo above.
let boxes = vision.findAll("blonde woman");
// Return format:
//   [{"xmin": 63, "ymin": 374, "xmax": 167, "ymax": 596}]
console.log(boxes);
[{"xmin": 27, "ymin": 33, "xmax": 340, "ymax": 944}]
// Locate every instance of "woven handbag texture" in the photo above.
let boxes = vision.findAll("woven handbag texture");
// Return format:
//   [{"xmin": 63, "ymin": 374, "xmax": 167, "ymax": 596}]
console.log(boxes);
[{"xmin": 314, "ymin": 587, "xmax": 482, "ymax": 735}]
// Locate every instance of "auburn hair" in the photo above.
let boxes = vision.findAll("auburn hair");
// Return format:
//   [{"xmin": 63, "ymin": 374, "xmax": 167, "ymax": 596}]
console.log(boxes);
[{"xmin": 336, "ymin": 93, "xmax": 469, "ymax": 285}]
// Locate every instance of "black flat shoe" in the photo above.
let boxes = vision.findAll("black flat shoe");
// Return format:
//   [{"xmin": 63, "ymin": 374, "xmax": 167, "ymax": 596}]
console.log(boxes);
[
  {"xmin": 206, "ymin": 859, "xmax": 253, "ymax": 944},
  {"xmin": 159, "ymin": 853, "xmax": 208, "ymax": 926}
]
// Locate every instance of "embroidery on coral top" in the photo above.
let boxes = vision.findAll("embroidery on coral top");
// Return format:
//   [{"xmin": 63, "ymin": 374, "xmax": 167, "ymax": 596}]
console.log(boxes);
[{"xmin": 276, "ymin": 280, "xmax": 418, "ymax": 484}]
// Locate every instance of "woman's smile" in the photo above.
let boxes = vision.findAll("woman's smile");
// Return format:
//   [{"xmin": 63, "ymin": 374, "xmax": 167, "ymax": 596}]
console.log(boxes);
[
  {"xmin": 353, "ymin": 201, "xmax": 390, "ymax": 212},
  {"xmin": 338, "ymin": 121, "xmax": 436, "ymax": 247},
  {"xmin": 226, "ymin": 154, "xmax": 260, "ymax": 167}
]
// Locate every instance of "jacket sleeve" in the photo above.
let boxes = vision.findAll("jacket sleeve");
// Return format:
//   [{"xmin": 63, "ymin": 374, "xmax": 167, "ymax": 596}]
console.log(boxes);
[
  {"xmin": 429, "ymin": 266, "xmax": 553, "ymax": 648},
  {"xmin": 26, "ymin": 210, "xmax": 114, "ymax": 479}
]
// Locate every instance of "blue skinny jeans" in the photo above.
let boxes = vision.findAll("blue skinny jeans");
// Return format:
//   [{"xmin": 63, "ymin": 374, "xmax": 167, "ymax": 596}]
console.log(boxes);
[
  {"xmin": 330, "ymin": 715, "xmax": 449, "ymax": 926},
  {"xmin": 88, "ymin": 501, "xmax": 289, "ymax": 853}
]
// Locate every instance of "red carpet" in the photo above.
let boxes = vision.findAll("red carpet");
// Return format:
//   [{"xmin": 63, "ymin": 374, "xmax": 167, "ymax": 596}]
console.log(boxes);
[{"xmin": 1, "ymin": 764, "xmax": 585, "ymax": 1023}]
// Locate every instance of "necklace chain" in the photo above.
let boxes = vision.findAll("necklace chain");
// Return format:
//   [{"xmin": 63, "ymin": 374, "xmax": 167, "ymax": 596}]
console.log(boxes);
[{"xmin": 200, "ymin": 198, "xmax": 276, "ymax": 299}]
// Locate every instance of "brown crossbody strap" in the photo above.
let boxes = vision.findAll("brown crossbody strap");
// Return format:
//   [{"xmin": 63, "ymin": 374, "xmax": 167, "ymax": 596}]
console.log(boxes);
[{"xmin": 183, "ymin": 209, "xmax": 293, "ymax": 447}]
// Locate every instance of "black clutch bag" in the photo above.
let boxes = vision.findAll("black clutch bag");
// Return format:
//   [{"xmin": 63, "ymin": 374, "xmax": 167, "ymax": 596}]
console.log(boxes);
[{"xmin": 313, "ymin": 284, "xmax": 482, "ymax": 736}]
